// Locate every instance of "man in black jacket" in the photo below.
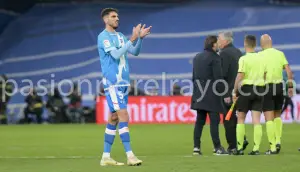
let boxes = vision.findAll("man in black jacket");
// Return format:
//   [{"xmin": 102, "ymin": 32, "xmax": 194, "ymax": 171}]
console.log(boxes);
[
  {"xmin": 191, "ymin": 35, "xmax": 227, "ymax": 155},
  {"xmin": 217, "ymin": 32, "xmax": 248, "ymax": 154}
]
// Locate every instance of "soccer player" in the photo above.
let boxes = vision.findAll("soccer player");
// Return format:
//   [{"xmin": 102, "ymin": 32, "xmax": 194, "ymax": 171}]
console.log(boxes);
[
  {"xmin": 259, "ymin": 34, "xmax": 293, "ymax": 154},
  {"xmin": 232, "ymin": 35, "xmax": 266, "ymax": 155},
  {"xmin": 97, "ymin": 8, "xmax": 151, "ymax": 166}
]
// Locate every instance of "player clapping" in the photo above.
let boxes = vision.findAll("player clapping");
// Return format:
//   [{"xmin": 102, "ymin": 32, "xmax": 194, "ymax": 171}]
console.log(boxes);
[{"xmin": 97, "ymin": 8, "xmax": 151, "ymax": 166}]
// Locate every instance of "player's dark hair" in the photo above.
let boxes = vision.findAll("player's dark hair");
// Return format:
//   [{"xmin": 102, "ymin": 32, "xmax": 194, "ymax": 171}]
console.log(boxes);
[
  {"xmin": 204, "ymin": 35, "xmax": 218, "ymax": 50},
  {"xmin": 244, "ymin": 35, "xmax": 256, "ymax": 48},
  {"xmin": 101, "ymin": 8, "xmax": 118, "ymax": 18}
]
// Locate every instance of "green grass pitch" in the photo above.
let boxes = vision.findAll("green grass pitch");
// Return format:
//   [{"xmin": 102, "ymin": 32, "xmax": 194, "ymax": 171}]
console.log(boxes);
[{"xmin": 0, "ymin": 124, "xmax": 299, "ymax": 172}]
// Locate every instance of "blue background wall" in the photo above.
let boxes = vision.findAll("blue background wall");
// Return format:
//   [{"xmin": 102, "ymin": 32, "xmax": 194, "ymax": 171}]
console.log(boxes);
[{"xmin": 1, "ymin": 1, "xmax": 300, "ymax": 105}]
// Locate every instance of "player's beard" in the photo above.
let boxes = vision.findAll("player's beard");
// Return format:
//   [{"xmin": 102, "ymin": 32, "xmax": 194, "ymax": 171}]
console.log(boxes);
[
  {"xmin": 108, "ymin": 22, "xmax": 118, "ymax": 30},
  {"xmin": 109, "ymin": 24, "xmax": 118, "ymax": 30}
]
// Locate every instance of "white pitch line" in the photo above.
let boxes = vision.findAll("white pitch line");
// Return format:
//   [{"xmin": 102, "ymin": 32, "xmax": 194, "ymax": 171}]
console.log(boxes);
[
  {"xmin": 0, "ymin": 155, "xmax": 207, "ymax": 159},
  {"xmin": 0, "ymin": 156, "xmax": 100, "ymax": 159},
  {"xmin": 182, "ymin": 155, "xmax": 193, "ymax": 158}
]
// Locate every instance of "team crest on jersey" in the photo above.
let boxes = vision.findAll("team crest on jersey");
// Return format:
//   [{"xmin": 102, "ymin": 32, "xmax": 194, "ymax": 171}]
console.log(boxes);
[{"xmin": 103, "ymin": 40, "xmax": 111, "ymax": 47}]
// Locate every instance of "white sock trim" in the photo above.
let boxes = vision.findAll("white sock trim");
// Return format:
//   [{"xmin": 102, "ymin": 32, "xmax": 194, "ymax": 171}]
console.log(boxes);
[
  {"xmin": 102, "ymin": 153, "xmax": 110, "ymax": 158},
  {"xmin": 105, "ymin": 128, "xmax": 116, "ymax": 135},
  {"xmin": 126, "ymin": 151, "xmax": 134, "ymax": 157},
  {"xmin": 119, "ymin": 127, "xmax": 129, "ymax": 135}
]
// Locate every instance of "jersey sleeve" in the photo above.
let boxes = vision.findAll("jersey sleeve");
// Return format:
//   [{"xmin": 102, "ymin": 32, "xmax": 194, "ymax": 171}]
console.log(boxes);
[
  {"xmin": 98, "ymin": 34, "xmax": 116, "ymax": 53},
  {"xmin": 238, "ymin": 57, "xmax": 245, "ymax": 73}
]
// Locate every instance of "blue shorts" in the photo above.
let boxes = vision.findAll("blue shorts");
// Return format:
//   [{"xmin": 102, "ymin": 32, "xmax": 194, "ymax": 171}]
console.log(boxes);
[{"xmin": 105, "ymin": 86, "xmax": 129, "ymax": 113}]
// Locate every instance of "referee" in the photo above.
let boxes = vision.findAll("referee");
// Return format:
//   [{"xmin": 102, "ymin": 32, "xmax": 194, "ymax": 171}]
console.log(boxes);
[
  {"xmin": 217, "ymin": 32, "xmax": 248, "ymax": 154},
  {"xmin": 232, "ymin": 35, "xmax": 266, "ymax": 155},
  {"xmin": 259, "ymin": 34, "xmax": 294, "ymax": 154}
]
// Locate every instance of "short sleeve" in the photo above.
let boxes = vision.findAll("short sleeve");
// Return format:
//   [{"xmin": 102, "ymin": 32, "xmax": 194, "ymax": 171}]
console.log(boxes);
[
  {"xmin": 98, "ymin": 34, "xmax": 116, "ymax": 53},
  {"xmin": 238, "ymin": 57, "xmax": 245, "ymax": 73},
  {"xmin": 281, "ymin": 51, "xmax": 288, "ymax": 67}
]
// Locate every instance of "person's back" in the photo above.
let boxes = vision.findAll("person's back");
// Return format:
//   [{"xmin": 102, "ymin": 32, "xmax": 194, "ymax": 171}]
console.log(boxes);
[
  {"xmin": 259, "ymin": 48, "xmax": 287, "ymax": 84},
  {"xmin": 192, "ymin": 50, "xmax": 224, "ymax": 110},
  {"xmin": 194, "ymin": 51, "xmax": 219, "ymax": 81},
  {"xmin": 259, "ymin": 34, "xmax": 293, "ymax": 154},
  {"xmin": 233, "ymin": 35, "xmax": 266, "ymax": 155},
  {"xmin": 240, "ymin": 52, "xmax": 265, "ymax": 87}
]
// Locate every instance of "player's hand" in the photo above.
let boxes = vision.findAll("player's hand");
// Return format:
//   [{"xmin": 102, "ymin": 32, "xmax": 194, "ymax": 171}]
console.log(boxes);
[
  {"xmin": 232, "ymin": 90, "xmax": 238, "ymax": 103},
  {"xmin": 224, "ymin": 97, "xmax": 231, "ymax": 104},
  {"xmin": 288, "ymin": 88, "xmax": 294, "ymax": 98},
  {"xmin": 111, "ymin": 113, "xmax": 118, "ymax": 122},
  {"xmin": 232, "ymin": 94, "xmax": 238, "ymax": 103},
  {"xmin": 140, "ymin": 24, "xmax": 152, "ymax": 38},
  {"xmin": 130, "ymin": 23, "xmax": 141, "ymax": 42}
]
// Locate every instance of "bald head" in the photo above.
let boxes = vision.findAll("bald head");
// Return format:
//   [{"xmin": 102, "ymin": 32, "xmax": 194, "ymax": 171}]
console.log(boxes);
[{"xmin": 260, "ymin": 34, "xmax": 272, "ymax": 50}]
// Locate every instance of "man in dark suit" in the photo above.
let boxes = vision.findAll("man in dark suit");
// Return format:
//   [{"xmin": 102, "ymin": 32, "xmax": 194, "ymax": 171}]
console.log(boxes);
[
  {"xmin": 217, "ymin": 32, "xmax": 249, "ymax": 154},
  {"xmin": 191, "ymin": 35, "xmax": 227, "ymax": 155}
]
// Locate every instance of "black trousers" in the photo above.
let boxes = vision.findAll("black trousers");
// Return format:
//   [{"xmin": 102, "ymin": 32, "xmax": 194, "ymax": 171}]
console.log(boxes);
[
  {"xmin": 223, "ymin": 104, "xmax": 237, "ymax": 149},
  {"xmin": 194, "ymin": 110, "xmax": 221, "ymax": 149},
  {"xmin": 24, "ymin": 107, "xmax": 43, "ymax": 124}
]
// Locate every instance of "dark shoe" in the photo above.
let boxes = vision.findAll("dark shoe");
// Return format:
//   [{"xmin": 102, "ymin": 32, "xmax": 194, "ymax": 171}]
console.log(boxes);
[
  {"xmin": 235, "ymin": 149, "xmax": 244, "ymax": 155},
  {"xmin": 276, "ymin": 144, "xmax": 281, "ymax": 154},
  {"xmin": 265, "ymin": 150, "xmax": 278, "ymax": 155},
  {"xmin": 193, "ymin": 148, "xmax": 202, "ymax": 155},
  {"xmin": 243, "ymin": 140, "xmax": 249, "ymax": 150},
  {"xmin": 248, "ymin": 150, "xmax": 260, "ymax": 155},
  {"xmin": 214, "ymin": 147, "xmax": 228, "ymax": 156},
  {"xmin": 227, "ymin": 148, "xmax": 237, "ymax": 155}
]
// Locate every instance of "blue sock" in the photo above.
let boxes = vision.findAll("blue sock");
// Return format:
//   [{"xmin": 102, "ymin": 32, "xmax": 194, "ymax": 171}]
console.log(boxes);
[
  {"xmin": 119, "ymin": 122, "xmax": 132, "ymax": 154},
  {"xmin": 103, "ymin": 123, "xmax": 116, "ymax": 154}
]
